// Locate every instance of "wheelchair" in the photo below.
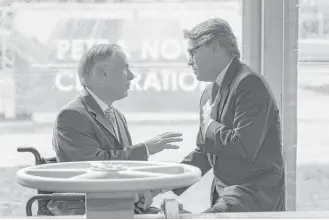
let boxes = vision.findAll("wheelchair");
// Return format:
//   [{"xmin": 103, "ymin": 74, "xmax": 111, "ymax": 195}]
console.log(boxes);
[{"xmin": 17, "ymin": 147, "xmax": 85, "ymax": 216}]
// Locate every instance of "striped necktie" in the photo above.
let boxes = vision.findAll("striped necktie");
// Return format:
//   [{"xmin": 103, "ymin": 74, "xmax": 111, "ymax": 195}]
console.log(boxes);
[{"xmin": 104, "ymin": 107, "xmax": 119, "ymax": 140}]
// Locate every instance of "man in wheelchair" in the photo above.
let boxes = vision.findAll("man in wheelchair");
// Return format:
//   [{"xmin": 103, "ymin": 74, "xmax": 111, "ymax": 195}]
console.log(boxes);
[{"xmin": 48, "ymin": 44, "xmax": 183, "ymax": 216}]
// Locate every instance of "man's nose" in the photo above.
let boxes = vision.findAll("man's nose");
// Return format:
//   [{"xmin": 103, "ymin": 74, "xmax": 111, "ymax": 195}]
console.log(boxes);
[
  {"xmin": 128, "ymin": 69, "xmax": 134, "ymax": 80},
  {"xmin": 188, "ymin": 57, "xmax": 193, "ymax": 66}
]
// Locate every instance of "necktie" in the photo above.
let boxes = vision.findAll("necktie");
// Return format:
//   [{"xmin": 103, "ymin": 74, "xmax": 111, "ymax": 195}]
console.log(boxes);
[{"xmin": 104, "ymin": 107, "xmax": 119, "ymax": 141}]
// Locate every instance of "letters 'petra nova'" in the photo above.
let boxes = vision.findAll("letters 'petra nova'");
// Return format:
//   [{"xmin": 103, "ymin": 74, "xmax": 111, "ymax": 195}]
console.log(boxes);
[{"xmin": 56, "ymin": 39, "xmax": 189, "ymax": 61}]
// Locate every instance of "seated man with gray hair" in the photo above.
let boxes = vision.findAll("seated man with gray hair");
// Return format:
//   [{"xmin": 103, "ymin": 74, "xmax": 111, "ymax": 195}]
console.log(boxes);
[{"xmin": 49, "ymin": 44, "xmax": 183, "ymax": 215}]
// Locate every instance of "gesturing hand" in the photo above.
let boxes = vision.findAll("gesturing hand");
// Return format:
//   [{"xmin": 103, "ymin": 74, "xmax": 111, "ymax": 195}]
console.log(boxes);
[{"xmin": 143, "ymin": 132, "xmax": 183, "ymax": 155}]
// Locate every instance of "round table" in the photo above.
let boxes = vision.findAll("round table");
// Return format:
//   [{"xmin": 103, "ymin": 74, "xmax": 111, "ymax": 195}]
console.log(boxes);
[{"xmin": 17, "ymin": 160, "xmax": 201, "ymax": 219}]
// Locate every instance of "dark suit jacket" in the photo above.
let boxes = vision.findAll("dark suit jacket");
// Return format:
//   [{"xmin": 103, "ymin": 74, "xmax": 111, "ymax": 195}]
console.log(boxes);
[
  {"xmin": 53, "ymin": 89, "xmax": 148, "ymax": 162},
  {"xmin": 173, "ymin": 57, "xmax": 285, "ymax": 212}
]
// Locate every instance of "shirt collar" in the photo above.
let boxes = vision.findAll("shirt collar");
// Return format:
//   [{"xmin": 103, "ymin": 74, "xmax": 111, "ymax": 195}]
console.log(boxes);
[
  {"xmin": 215, "ymin": 58, "xmax": 234, "ymax": 86},
  {"xmin": 85, "ymin": 87, "xmax": 109, "ymax": 112}
]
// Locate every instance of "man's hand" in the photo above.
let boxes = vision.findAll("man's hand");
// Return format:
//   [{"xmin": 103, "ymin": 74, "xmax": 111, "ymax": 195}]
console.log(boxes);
[
  {"xmin": 202, "ymin": 100, "xmax": 214, "ymax": 124},
  {"xmin": 134, "ymin": 190, "xmax": 161, "ymax": 210},
  {"xmin": 201, "ymin": 93, "xmax": 221, "ymax": 135},
  {"xmin": 143, "ymin": 132, "xmax": 183, "ymax": 155},
  {"xmin": 135, "ymin": 191, "xmax": 153, "ymax": 210}
]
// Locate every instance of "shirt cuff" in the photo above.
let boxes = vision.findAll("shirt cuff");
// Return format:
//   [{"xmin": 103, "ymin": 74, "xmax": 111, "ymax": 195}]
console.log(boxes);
[{"xmin": 202, "ymin": 119, "xmax": 215, "ymax": 137}]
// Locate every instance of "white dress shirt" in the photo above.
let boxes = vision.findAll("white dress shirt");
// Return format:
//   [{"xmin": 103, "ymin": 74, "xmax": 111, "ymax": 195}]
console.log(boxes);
[{"xmin": 85, "ymin": 88, "xmax": 108, "ymax": 112}]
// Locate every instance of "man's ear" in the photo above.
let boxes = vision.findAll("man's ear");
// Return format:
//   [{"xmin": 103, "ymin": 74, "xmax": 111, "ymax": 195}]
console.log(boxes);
[
  {"xmin": 207, "ymin": 40, "xmax": 220, "ymax": 53},
  {"xmin": 94, "ymin": 63, "xmax": 107, "ymax": 80}
]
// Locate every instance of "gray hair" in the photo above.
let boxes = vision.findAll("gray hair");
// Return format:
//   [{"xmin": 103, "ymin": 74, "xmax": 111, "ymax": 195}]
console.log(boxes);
[
  {"xmin": 78, "ymin": 44, "xmax": 121, "ymax": 85},
  {"xmin": 184, "ymin": 18, "xmax": 240, "ymax": 58}
]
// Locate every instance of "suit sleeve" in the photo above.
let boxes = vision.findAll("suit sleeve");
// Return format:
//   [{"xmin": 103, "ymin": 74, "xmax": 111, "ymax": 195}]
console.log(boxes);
[
  {"xmin": 121, "ymin": 112, "xmax": 150, "ymax": 159},
  {"xmin": 203, "ymin": 74, "xmax": 274, "ymax": 162},
  {"xmin": 53, "ymin": 109, "xmax": 148, "ymax": 162},
  {"xmin": 172, "ymin": 143, "xmax": 212, "ymax": 196},
  {"xmin": 172, "ymin": 91, "xmax": 212, "ymax": 196}
]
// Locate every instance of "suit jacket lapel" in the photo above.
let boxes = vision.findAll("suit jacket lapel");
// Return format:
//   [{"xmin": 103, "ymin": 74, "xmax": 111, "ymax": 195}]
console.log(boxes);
[
  {"xmin": 111, "ymin": 107, "xmax": 133, "ymax": 148},
  {"xmin": 216, "ymin": 57, "xmax": 241, "ymax": 121},
  {"xmin": 81, "ymin": 90, "xmax": 121, "ymax": 147}
]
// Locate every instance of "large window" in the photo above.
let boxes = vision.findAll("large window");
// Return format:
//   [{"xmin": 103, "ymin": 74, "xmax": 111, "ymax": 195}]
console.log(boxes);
[{"xmin": 0, "ymin": 0, "xmax": 328, "ymax": 217}]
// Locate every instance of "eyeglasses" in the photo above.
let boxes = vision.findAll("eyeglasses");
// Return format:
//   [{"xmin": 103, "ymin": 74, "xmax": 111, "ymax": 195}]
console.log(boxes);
[{"xmin": 188, "ymin": 44, "xmax": 203, "ymax": 61}]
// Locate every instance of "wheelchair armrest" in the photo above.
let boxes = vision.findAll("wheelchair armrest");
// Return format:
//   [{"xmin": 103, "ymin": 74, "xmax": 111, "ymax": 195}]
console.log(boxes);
[
  {"xmin": 26, "ymin": 193, "xmax": 85, "ymax": 216},
  {"xmin": 17, "ymin": 146, "xmax": 43, "ymax": 165},
  {"xmin": 44, "ymin": 157, "xmax": 57, "ymax": 164},
  {"xmin": 17, "ymin": 146, "xmax": 57, "ymax": 165}
]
